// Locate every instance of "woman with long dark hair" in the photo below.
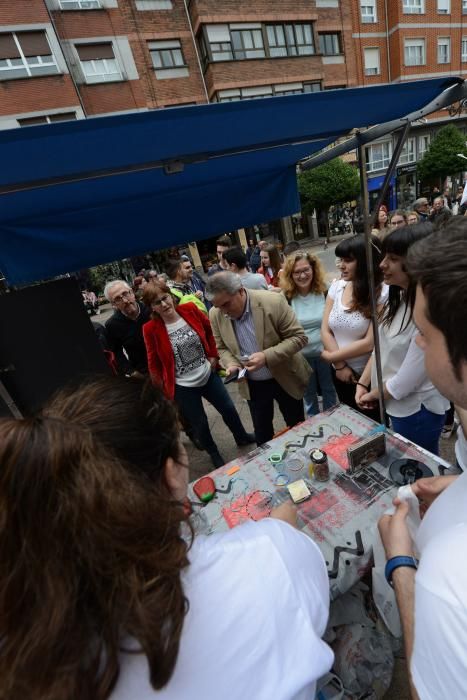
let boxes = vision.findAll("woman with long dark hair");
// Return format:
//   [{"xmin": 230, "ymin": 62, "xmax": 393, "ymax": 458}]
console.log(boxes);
[
  {"xmin": 258, "ymin": 244, "xmax": 282, "ymax": 288},
  {"xmin": 357, "ymin": 222, "xmax": 449, "ymax": 454},
  {"xmin": 321, "ymin": 234, "xmax": 385, "ymax": 418},
  {"xmin": 0, "ymin": 377, "xmax": 333, "ymax": 699},
  {"xmin": 142, "ymin": 279, "xmax": 254, "ymax": 468}
]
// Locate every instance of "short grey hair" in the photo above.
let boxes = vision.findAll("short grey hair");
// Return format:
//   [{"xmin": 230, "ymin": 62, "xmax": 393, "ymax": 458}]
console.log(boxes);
[
  {"xmin": 413, "ymin": 198, "xmax": 429, "ymax": 210},
  {"xmin": 103, "ymin": 279, "xmax": 130, "ymax": 301},
  {"xmin": 205, "ymin": 271, "xmax": 243, "ymax": 300}
]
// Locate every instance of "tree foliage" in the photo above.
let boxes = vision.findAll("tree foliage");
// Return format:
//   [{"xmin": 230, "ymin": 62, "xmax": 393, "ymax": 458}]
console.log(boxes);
[
  {"xmin": 298, "ymin": 158, "xmax": 360, "ymax": 215},
  {"xmin": 417, "ymin": 124, "xmax": 467, "ymax": 183}
]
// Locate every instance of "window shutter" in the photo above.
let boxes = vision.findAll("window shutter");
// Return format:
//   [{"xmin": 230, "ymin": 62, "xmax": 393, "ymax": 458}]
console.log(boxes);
[
  {"xmin": 0, "ymin": 33, "xmax": 21, "ymax": 59},
  {"xmin": 19, "ymin": 31, "xmax": 51, "ymax": 57},
  {"xmin": 364, "ymin": 47, "xmax": 379, "ymax": 70},
  {"xmin": 76, "ymin": 43, "xmax": 115, "ymax": 60}
]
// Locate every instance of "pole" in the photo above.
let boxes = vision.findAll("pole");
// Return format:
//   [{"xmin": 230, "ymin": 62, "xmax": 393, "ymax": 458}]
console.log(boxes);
[
  {"xmin": 357, "ymin": 133, "xmax": 386, "ymax": 425},
  {"xmin": 0, "ymin": 378, "xmax": 22, "ymax": 418},
  {"xmin": 368, "ymin": 122, "xmax": 411, "ymax": 228}
]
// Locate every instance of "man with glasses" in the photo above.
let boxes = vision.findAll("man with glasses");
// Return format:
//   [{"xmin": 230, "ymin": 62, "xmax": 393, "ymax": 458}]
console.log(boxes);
[
  {"xmin": 104, "ymin": 280, "xmax": 150, "ymax": 378},
  {"xmin": 206, "ymin": 271, "xmax": 311, "ymax": 445}
]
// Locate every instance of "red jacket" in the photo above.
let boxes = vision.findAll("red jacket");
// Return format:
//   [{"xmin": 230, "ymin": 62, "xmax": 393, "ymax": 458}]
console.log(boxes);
[
  {"xmin": 142, "ymin": 302, "xmax": 218, "ymax": 399},
  {"xmin": 257, "ymin": 266, "xmax": 280, "ymax": 287}
]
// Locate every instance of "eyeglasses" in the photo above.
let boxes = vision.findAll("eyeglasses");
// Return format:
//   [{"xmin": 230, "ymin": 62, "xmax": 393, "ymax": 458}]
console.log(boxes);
[
  {"xmin": 152, "ymin": 294, "xmax": 172, "ymax": 306},
  {"xmin": 292, "ymin": 267, "xmax": 313, "ymax": 277},
  {"xmin": 112, "ymin": 290, "xmax": 133, "ymax": 303}
]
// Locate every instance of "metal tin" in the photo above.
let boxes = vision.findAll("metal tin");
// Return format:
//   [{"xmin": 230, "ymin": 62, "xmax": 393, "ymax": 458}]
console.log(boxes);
[{"xmin": 310, "ymin": 448, "xmax": 330, "ymax": 482}]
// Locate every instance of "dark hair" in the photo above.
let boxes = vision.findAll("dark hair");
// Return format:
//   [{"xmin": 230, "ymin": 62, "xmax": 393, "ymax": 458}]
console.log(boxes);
[
  {"xmin": 380, "ymin": 222, "xmax": 433, "ymax": 331},
  {"xmin": 261, "ymin": 244, "xmax": 282, "ymax": 277},
  {"xmin": 406, "ymin": 218, "xmax": 467, "ymax": 378},
  {"xmin": 334, "ymin": 234, "xmax": 383, "ymax": 318},
  {"xmin": 283, "ymin": 240, "xmax": 301, "ymax": 256},
  {"xmin": 223, "ymin": 246, "xmax": 247, "ymax": 269},
  {"xmin": 142, "ymin": 279, "xmax": 175, "ymax": 318},
  {"xmin": 165, "ymin": 259, "xmax": 182, "ymax": 281},
  {"xmin": 0, "ymin": 377, "xmax": 189, "ymax": 699},
  {"xmin": 431, "ymin": 209, "xmax": 453, "ymax": 231},
  {"xmin": 216, "ymin": 235, "xmax": 232, "ymax": 248}
]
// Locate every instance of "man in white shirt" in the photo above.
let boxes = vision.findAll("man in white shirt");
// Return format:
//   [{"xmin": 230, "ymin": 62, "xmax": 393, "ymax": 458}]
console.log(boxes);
[
  {"xmin": 378, "ymin": 220, "xmax": 467, "ymax": 700},
  {"xmin": 222, "ymin": 247, "xmax": 268, "ymax": 290}
]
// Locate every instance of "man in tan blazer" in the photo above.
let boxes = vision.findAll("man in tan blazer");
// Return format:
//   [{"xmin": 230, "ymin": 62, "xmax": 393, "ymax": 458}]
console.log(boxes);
[{"xmin": 206, "ymin": 272, "xmax": 312, "ymax": 445}]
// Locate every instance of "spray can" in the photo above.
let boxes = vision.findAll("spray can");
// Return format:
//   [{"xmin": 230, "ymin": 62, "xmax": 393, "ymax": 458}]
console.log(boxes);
[{"xmin": 310, "ymin": 448, "xmax": 330, "ymax": 482}]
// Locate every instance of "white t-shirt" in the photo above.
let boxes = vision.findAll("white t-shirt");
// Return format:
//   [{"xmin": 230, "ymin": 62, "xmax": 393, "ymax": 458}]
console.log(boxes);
[
  {"xmin": 111, "ymin": 519, "xmax": 334, "ymax": 700},
  {"xmin": 411, "ymin": 470, "xmax": 467, "ymax": 699},
  {"xmin": 327, "ymin": 280, "xmax": 387, "ymax": 374},
  {"xmin": 166, "ymin": 317, "xmax": 211, "ymax": 388},
  {"xmin": 371, "ymin": 302, "xmax": 449, "ymax": 418},
  {"xmin": 455, "ymin": 426, "xmax": 467, "ymax": 471}
]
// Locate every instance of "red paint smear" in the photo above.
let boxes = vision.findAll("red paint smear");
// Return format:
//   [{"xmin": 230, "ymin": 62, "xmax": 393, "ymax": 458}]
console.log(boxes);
[
  {"xmin": 222, "ymin": 492, "xmax": 272, "ymax": 529},
  {"xmin": 321, "ymin": 435, "xmax": 358, "ymax": 469}
]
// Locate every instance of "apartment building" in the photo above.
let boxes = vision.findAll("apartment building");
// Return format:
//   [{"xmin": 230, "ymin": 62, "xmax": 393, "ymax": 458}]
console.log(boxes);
[
  {"xmin": 351, "ymin": 0, "xmax": 467, "ymax": 207},
  {"xmin": 0, "ymin": 0, "xmax": 361, "ymax": 130}
]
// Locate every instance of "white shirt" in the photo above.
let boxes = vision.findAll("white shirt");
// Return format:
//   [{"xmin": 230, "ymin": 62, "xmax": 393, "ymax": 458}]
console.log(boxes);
[
  {"xmin": 166, "ymin": 317, "xmax": 211, "ymax": 387},
  {"xmin": 328, "ymin": 280, "xmax": 387, "ymax": 374},
  {"xmin": 371, "ymin": 302, "xmax": 449, "ymax": 418},
  {"xmin": 411, "ymin": 471, "xmax": 467, "ymax": 700},
  {"xmin": 455, "ymin": 426, "xmax": 467, "ymax": 471},
  {"xmin": 111, "ymin": 519, "xmax": 333, "ymax": 700}
]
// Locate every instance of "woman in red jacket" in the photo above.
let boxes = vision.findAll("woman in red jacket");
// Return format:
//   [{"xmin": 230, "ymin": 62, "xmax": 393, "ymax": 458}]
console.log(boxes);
[
  {"xmin": 142, "ymin": 281, "xmax": 254, "ymax": 467},
  {"xmin": 258, "ymin": 244, "xmax": 282, "ymax": 288}
]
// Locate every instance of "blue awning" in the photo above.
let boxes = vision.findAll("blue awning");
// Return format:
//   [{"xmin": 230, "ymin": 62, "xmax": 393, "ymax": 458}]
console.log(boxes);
[{"xmin": 0, "ymin": 77, "xmax": 463, "ymax": 285}]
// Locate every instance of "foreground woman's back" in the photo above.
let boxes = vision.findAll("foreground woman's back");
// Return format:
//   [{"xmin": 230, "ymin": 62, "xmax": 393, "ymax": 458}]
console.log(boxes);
[{"xmin": 0, "ymin": 377, "xmax": 332, "ymax": 700}]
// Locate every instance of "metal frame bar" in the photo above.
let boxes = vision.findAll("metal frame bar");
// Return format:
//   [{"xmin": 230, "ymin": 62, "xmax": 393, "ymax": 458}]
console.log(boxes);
[
  {"xmin": 357, "ymin": 132, "xmax": 387, "ymax": 425},
  {"xmin": 0, "ymin": 379, "xmax": 22, "ymax": 418},
  {"xmin": 300, "ymin": 79, "xmax": 467, "ymax": 171}
]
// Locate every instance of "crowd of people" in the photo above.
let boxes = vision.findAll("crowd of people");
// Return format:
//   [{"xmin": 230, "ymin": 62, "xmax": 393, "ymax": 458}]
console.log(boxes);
[{"xmin": 0, "ymin": 219, "xmax": 466, "ymax": 699}]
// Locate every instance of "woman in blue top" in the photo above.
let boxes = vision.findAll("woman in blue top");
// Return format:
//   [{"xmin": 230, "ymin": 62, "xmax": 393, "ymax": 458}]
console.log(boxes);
[{"xmin": 281, "ymin": 251, "xmax": 337, "ymax": 416}]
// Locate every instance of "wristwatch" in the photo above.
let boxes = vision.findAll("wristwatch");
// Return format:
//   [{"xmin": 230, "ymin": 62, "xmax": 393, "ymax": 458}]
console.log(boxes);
[{"xmin": 385, "ymin": 555, "xmax": 418, "ymax": 588}]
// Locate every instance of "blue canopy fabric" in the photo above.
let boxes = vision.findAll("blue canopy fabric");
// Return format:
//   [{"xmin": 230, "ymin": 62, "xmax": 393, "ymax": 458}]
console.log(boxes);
[{"xmin": 0, "ymin": 76, "xmax": 461, "ymax": 285}]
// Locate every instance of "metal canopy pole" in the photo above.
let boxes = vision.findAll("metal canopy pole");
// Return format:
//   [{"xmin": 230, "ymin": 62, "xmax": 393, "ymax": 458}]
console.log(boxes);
[
  {"xmin": 356, "ymin": 132, "xmax": 386, "ymax": 425},
  {"xmin": 368, "ymin": 121, "xmax": 411, "ymax": 228}
]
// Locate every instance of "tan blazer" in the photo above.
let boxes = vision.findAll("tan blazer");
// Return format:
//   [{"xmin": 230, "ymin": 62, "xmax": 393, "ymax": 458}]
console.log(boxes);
[{"xmin": 209, "ymin": 290, "xmax": 312, "ymax": 400}]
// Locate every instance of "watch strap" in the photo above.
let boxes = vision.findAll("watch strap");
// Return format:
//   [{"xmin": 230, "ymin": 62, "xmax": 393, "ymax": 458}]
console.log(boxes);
[{"xmin": 385, "ymin": 555, "xmax": 418, "ymax": 587}]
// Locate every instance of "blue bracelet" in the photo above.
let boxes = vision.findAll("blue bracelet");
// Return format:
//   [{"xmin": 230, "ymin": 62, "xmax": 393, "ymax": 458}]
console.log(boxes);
[{"xmin": 385, "ymin": 556, "xmax": 418, "ymax": 588}]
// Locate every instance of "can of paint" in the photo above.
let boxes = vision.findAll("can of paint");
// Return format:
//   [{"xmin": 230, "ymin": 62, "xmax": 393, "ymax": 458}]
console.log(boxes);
[{"xmin": 310, "ymin": 448, "xmax": 330, "ymax": 482}]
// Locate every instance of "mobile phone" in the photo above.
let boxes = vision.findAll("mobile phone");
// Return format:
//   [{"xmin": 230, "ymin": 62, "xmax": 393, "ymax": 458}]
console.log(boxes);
[{"xmin": 223, "ymin": 369, "xmax": 239, "ymax": 385}]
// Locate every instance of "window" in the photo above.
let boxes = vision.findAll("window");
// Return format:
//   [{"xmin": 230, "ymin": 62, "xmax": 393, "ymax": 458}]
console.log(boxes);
[
  {"xmin": 149, "ymin": 40, "xmax": 185, "ymax": 69},
  {"xmin": 231, "ymin": 28, "xmax": 265, "ymax": 59},
  {"xmin": 216, "ymin": 81, "xmax": 321, "ymax": 103},
  {"xmin": 18, "ymin": 112, "xmax": 77, "ymax": 127},
  {"xmin": 76, "ymin": 43, "xmax": 122, "ymax": 83},
  {"xmin": 403, "ymin": 0, "xmax": 424, "ymax": 13},
  {"xmin": 404, "ymin": 39, "xmax": 425, "ymax": 66},
  {"xmin": 398, "ymin": 137, "xmax": 416, "ymax": 164},
  {"xmin": 418, "ymin": 134, "xmax": 430, "ymax": 158},
  {"xmin": 319, "ymin": 33, "xmax": 341, "ymax": 55},
  {"xmin": 136, "ymin": 0, "xmax": 173, "ymax": 8},
  {"xmin": 462, "ymin": 37, "xmax": 467, "ymax": 62},
  {"xmin": 366, "ymin": 141, "xmax": 392, "ymax": 172},
  {"xmin": 205, "ymin": 26, "xmax": 233, "ymax": 62},
  {"xmin": 0, "ymin": 31, "xmax": 59, "ymax": 80},
  {"xmin": 438, "ymin": 37, "xmax": 450, "ymax": 64},
  {"xmin": 361, "ymin": 0, "xmax": 377, "ymax": 23},
  {"xmin": 364, "ymin": 47, "xmax": 380, "ymax": 76},
  {"xmin": 437, "ymin": 0, "xmax": 450, "ymax": 12},
  {"xmin": 464, "ymin": 0, "xmax": 467, "ymax": 14},
  {"xmin": 266, "ymin": 24, "xmax": 315, "ymax": 57},
  {"xmin": 59, "ymin": 0, "xmax": 101, "ymax": 8}
]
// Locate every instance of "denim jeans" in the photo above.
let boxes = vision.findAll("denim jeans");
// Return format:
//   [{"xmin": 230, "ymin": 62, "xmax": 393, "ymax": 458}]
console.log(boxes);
[
  {"xmin": 389, "ymin": 404, "xmax": 446, "ymax": 456},
  {"xmin": 303, "ymin": 355, "xmax": 337, "ymax": 416},
  {"xmin": 174, "ymin": 371, "xmax": 250, "ymax": 457}
]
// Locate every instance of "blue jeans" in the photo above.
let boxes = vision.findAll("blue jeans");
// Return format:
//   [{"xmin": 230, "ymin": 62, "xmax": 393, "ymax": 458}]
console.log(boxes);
[
  {"xmin": 174, "ymin": 371, "xmax": 250, "ymax": 457},
  {"xmin": 303, "ymin": 355, "xmax": 337, "ymax": 416},
  {"xmin": 389, "ymin": 404, "xmax": 446, "ymax": 456}
]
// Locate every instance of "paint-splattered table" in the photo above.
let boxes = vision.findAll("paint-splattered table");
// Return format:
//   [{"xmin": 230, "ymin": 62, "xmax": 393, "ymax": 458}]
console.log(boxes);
[{"xmin": 188, "ymin": 404, "xmax": 451, "ymax": 599}]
